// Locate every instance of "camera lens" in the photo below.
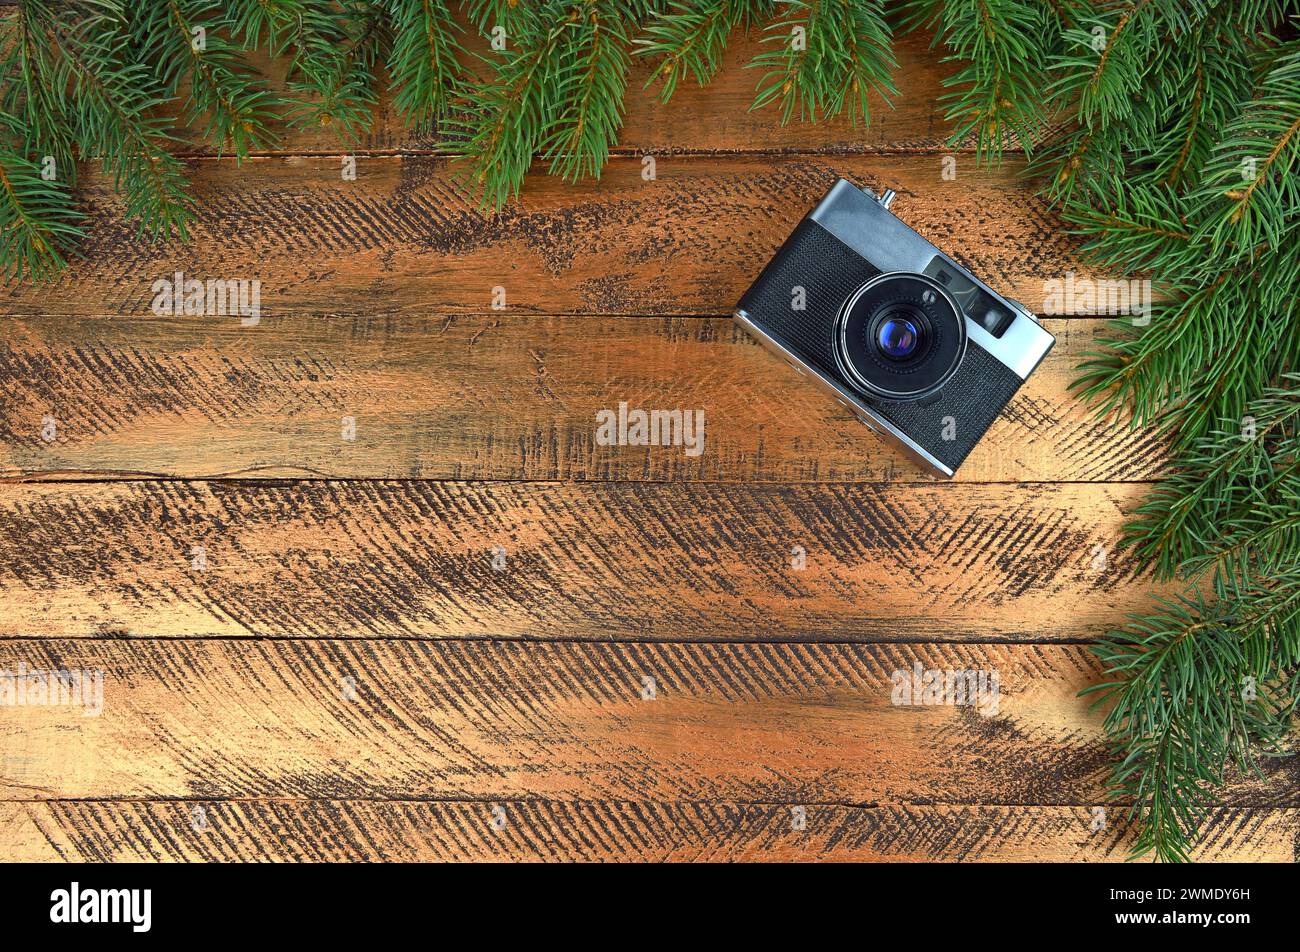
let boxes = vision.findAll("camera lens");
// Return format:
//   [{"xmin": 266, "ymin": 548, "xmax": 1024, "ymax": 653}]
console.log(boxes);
[
  {"xmin": 877, "ymin": 315, "xmax": 919, "ymax": 359},
  {"xmin": 833, "ymin": 273, "xmax": 967, "ymax": 401}
]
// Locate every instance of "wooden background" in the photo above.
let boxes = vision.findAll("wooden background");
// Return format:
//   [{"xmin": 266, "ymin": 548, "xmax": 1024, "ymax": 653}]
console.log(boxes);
[{"xmin": 1, "ymin": 26, "xmax": 1296, "ymax": 862}]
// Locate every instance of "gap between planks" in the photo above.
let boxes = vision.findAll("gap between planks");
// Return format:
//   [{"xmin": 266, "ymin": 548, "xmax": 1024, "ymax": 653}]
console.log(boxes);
[
  {"xmin": 168, "ymin": 146, "xmax": 987, "ymax": 160},
  {"xmin": 0, "ymin": 633, "xmax": 1105, "ymax": 645}
]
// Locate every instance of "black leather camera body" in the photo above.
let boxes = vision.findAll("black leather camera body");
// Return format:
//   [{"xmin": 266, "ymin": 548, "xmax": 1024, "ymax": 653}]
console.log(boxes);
[{"xmin": 735, "ymin": 179, "xmax": 1055, "ymax": 477}]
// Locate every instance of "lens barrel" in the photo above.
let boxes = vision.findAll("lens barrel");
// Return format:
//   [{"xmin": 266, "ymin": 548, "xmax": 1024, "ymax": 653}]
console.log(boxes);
[{"xmin": 833, "ymin": 272, "xmax": 967, "ymax": 401}]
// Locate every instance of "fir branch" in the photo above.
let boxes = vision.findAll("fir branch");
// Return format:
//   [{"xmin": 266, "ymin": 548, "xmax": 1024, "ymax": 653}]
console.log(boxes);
[
  {"xmin": 0, "ymin": 141, "xmax": 85, "ymax": 282},
  {"xmin": 1192, "ymin": 38, "xmax": 1300, "ymax": 254},
  {"xmin": 1059, "ymin": 182, "xmax": 1198, "ymax": 277},
  {"xmin": 917, "ymin": 0, "xmax": 1300, "ymax": 860},
  {"xmin": 273, "ymin": 1, "xmax": 385, "ymax": 143},
  {"xmin": 0, "ymin": 0, "xmax": 904, "ymax": 269},
  {"xmin": 32, "ymin": 7, "xmax": 196, "ymax": 240},
  {"xmin": 222, "ymin": 0, "xmax": 307, "ymax": 49},
  {"xmin": 133, "ymin": 0, "xmax": 282, "ymax": 157},
  {"xmin": 1035, "ymin": 2, "xmax": 1263, "ymax": 202},
  {"xmin": 749, "ymin": 0, "xmax": 897, "ymax": 126},
  {"xmin": 1057, "ymin": 2, "xmax": 1154, "ymax": 126},
  {"xmin": 441, "ymin": 3, "xmax": 577, "ymax": 209},
  {"xmin": 1072, "ymin": 221, "xmax": 1300, "ymax": 446},
  {"xmin": 1083, "ymin": 382, "xmax": 1300, "ymax": 860},
  {"xmin": 1121, "ymin": 379, "xmax": 1300, "ymax": 579},
  {"xmin": 382, "ymin": 0, "xmax": 466, "ymax": 135},
  {"xmin": 462, "ymin": 0, "xmax": 545, "ymax": 35},
  {"xmin": 1086, "ymin": 587, "xmax": 1298, "ymax": 862},
  {"xmin": 542, "ymin": 2, "xmax": 634, "ymax": 182},
  {"xmin": 1164, "ymin": 60, "xmax": 1205, "ymax": 187},
  {"xmin": 906, "ymin": 0, "xmax": 1066, "ymax": 163},
  {"xmin": 0, "ymin": 0, "xmax": 76, "ymax": 175},
  {"xmin": 635, "ymin": 0, "xmax": 762, "ymax": 103}
]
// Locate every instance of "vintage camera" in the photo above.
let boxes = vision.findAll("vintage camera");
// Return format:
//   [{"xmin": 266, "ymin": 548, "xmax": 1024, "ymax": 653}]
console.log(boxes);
[{"xmin": 735, "ymin": 179, "xmax": 1055, "ymax": 477}]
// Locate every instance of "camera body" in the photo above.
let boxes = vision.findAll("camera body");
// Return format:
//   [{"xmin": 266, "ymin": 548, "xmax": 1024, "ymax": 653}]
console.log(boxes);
[{"xmin": 735, "ymin": 179, "xmax": 1055, "ymax": 477}]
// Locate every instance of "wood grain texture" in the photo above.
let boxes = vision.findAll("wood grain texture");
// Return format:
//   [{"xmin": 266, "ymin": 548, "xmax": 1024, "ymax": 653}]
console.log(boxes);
[
  {"xmin": 0, "ymin": 8, "xmax": 965, "ymax": 157},
  {"xmin": 0, "ymin": 315, "xmax": 1162, "ymax": 483},
  {"xmin": 0, "ymin": 11, "xmax": 1225, "ymax": 864},
  {"xmin": 1, "ymin": 640, "xmax": 1292, "ymax": 806},
  {"xmin": 620, "ymin": 27, "xmax": 958, "ymax": 156},
  {"xmin": 204, "ymin": 28, "xmax": 959, "ymax": 156},
  {"xmin": 0, "ymin": 481, "xmax": 1162, "ymax": 640},
  {"xmin": 0, "ymin": 155, "xmax": 1086, "ymax": 319},
  {"xmin": 5, "ymin": 802, "xmax": 1294, "ymax": 862}
]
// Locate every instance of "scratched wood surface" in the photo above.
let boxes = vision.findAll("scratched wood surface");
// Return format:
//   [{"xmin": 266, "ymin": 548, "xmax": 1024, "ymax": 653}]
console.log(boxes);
[
  {"xmin": 5, "ymin": 639, "xmax": 1296, "ymax": 805},
  {"xmin": 5, "ymin": 804, "xmax": 1296, "ymax": 862},
  {"xmin": 0, "ymin": 316, "xmax": 1161, "ymax": 482},
  {"xmin": 0, "ymin": 481, "xmax": 1160, "ymax": 640},
  {"xmin": 195, "ymin": 27, "xmax": 960, "ymax": 156},
  {"xmin": 0, "ymin": 155, "xmax": 1083, "ymax": 319},
  {"xmin": 0, "ymin": 20, "xmax": 1290, "ymax": 862}
]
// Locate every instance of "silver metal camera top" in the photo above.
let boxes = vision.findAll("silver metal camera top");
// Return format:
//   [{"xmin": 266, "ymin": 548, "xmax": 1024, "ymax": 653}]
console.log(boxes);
[
  {"xmin": 810, "ymin": 178, "xmax": 1054, "ymax": 381},
  {"xmin": 1004, "ymin": 297, "xmax": 1043, "ymax": 326}
]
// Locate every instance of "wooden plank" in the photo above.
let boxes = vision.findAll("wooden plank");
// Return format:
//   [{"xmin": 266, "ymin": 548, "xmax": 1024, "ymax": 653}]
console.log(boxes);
[
  {"xmin": 0, "ymin": 10, "xmax": 984, "ymax": 159},
  {"xmin": 205, "ymin": 28, "xmax": 958, "ymax": 156},
  {"xmin": 0, "ymin": 7, "xmax": 955, "ymax": 156},
  {"xmin": 0, "ymin": 0, "xmax": 958, "ymax": 156},
  {"xmin": 0, "ymin": 315, "xmax": 1163, "ymax": 482},
  {"xmin": 624, "ymin": 28, "xmax": 958, "ymax": 156},
  {"xmin": 4, "ymin": 801, "xmax": 1292, "ymax": 862},
  {"xmin": 0, "ymin": 155, "xmax": 1087, "ymax": 319},
  {"xmin": 0, "ymin": 481, "xmax": 1165, "ymax": 640},
  {"xmin": 0, "ymin": 640, "xmax": 1292, "ymax": 807}
]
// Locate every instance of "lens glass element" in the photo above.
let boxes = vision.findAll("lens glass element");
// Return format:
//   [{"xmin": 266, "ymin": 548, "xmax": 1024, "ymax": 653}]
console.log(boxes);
[{"xmin": 877, "ymin": 317, "xmax": 919, "ymax": 359}]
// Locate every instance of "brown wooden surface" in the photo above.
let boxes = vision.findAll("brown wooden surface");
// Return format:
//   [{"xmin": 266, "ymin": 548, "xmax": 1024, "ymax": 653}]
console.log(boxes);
[
  {"xmin": 0, "ymin": 480, "xmax": 1161, "ymax": 640},
  {"xmin": 0, "ymin": 17, "xmax": 1288, "ymax": 863},
  {"xmin": 186, "ymin": 27, "xmax": 957, "ymax": 156},
  {"xmin": 3, "ymin": 640, "xmax": 1292, "ymax": 805},
  {"xmin": 0, "ymin": 315, "xmax": 1160, "ymax": 482},
  {"xmin": 5, "ymin": 804, "xmax": 1295, "ymax": 862},
  {"xmin": 0, "ymin": 155, "xmax": 1082, "ymax": 320}
]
